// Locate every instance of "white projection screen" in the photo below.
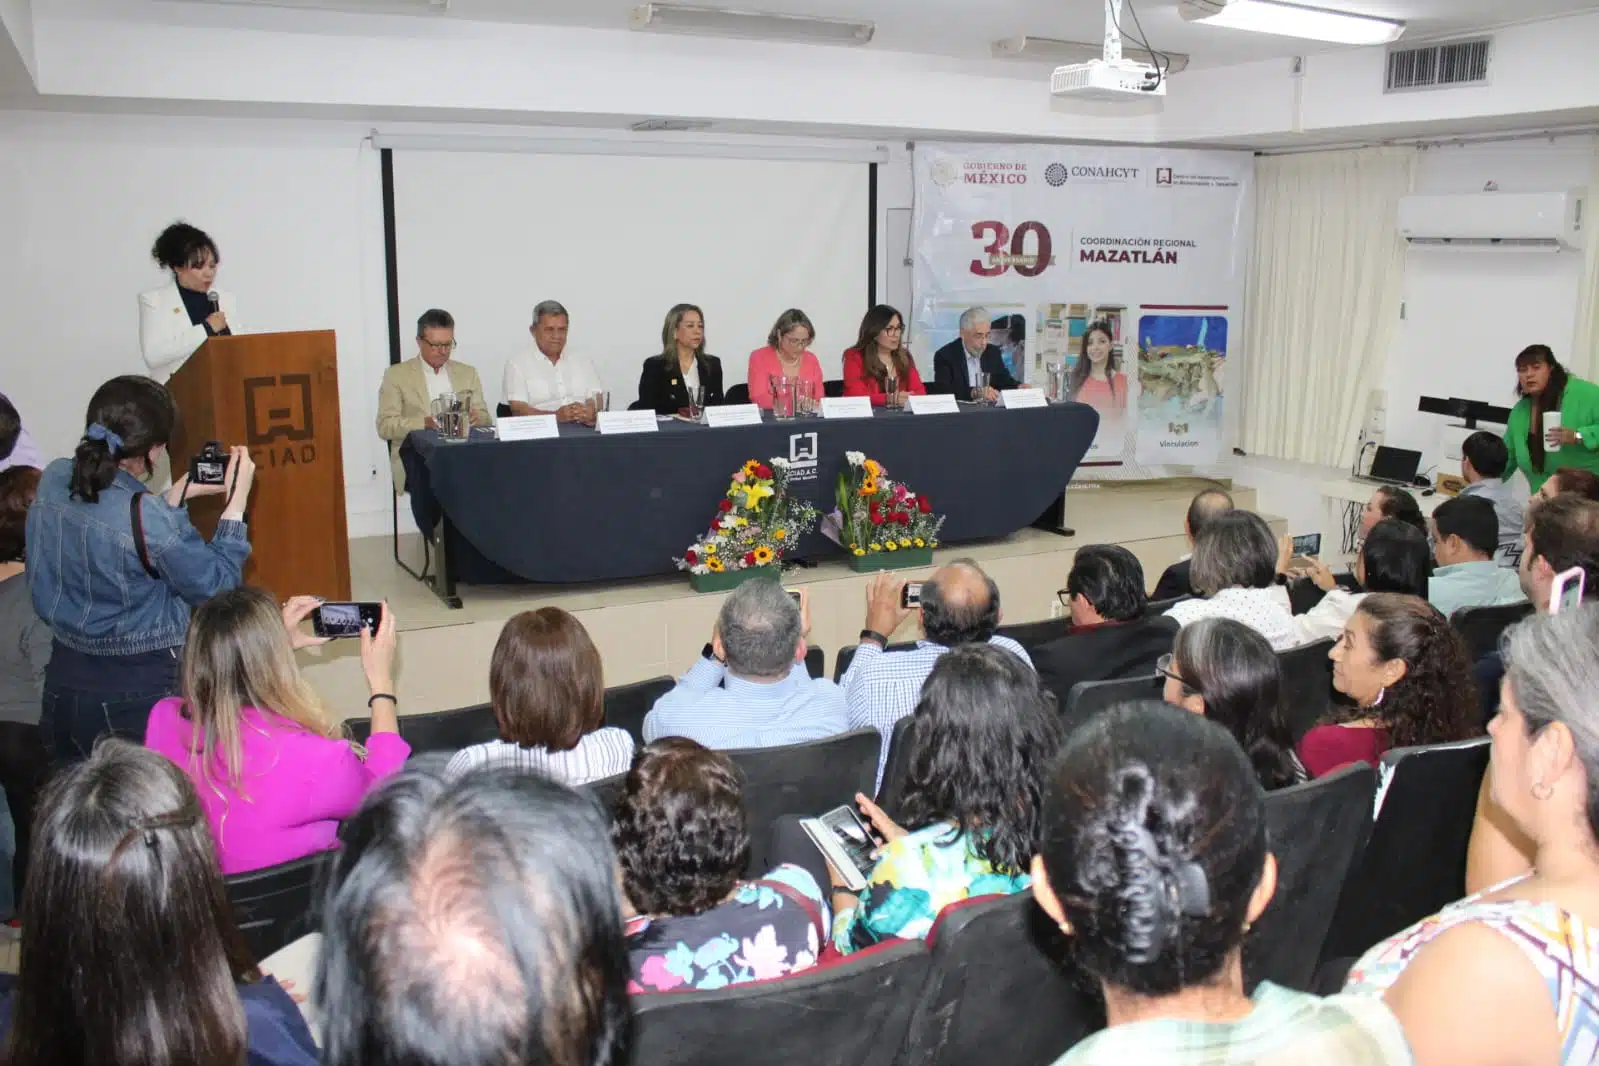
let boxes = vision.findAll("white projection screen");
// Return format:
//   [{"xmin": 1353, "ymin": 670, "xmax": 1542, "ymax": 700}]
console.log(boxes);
[{"xmin": 391, "ymin": 151, "xmax": 871, "ymax": 410}]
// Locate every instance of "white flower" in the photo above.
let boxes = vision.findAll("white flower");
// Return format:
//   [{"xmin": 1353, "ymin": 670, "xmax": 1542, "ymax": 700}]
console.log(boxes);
[
  {"xmin": 770, "ymin": 456, "xmax": 790, "ymax": 469},
  {"xmin": 845, "ymin": 450, "xmax": 866, "ymax": 466}
]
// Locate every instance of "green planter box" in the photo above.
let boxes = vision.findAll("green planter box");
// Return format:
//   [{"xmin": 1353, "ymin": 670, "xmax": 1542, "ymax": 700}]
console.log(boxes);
[
  {"xmin": 847, "ymin": 546, "xmax": 935, "ymax": 573},
  {"xmin": 688, "ymin": 565, "xmax": 781, "ymax": 594}
]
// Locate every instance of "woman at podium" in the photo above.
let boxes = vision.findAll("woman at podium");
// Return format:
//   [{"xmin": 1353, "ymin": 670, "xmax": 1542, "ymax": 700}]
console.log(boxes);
[{"xmin": 139, "ymin": 222, "xmax": 242, "ymax": 380}]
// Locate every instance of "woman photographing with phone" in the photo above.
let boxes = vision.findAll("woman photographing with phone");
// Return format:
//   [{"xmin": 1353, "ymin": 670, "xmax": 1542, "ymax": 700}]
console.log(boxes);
[
  {"xmin": 1503, "ymin": 344, "xmax": 1599, "ymax": 494},
  {"xmin": 27, "ymin": 375, "xmax": 255, "ymax": 760}
]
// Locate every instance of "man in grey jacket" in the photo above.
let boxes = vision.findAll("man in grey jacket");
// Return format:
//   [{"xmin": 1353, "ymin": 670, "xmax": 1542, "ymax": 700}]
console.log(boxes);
[{"xmin": 1460, "ymin": 431, "xmax": 1524, "ymax": 567}]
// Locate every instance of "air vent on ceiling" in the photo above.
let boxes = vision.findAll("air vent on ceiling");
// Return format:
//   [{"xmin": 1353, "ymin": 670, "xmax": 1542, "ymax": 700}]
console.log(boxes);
[
  {"xmin": 1385, "ymin": 37, "xmax": 1491, "ymax": 92},
  {"xmin": 629, "ymin": 119, "xmax": 714, "ymax": 132}
]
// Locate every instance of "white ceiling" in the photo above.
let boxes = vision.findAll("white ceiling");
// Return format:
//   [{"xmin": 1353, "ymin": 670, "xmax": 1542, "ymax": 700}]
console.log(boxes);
[{"xmin": 43, "ymin": 0, "xmax": 1599, "ymax": 70}]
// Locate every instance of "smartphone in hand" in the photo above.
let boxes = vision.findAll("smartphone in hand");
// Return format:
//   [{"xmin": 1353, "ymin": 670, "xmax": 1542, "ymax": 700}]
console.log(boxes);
[{"xmin": 311, "ymin": 602, "xmax": 383, "ymax": 639}]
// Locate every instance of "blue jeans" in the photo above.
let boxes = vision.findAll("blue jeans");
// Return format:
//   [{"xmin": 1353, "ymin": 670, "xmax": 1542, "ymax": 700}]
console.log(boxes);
[{"xmin": 40, "ymin": 680, "xmax": 175, "ymax": 763}]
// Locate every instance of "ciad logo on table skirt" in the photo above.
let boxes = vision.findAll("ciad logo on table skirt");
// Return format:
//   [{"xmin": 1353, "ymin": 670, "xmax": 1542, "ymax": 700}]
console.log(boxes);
[{"xmin": 788, "ymin": 432, "xmax": 819, "ymax": 481}]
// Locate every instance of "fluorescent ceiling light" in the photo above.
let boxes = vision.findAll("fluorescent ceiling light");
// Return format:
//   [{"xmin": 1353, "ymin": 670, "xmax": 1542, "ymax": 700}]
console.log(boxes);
[
  {"xmin": 629, "ymin": 3, "xmax": 874, "ymax": 45},
  {"xmin": 1179, "ymin": 0, "xmax": 1404, "ymax": 45},
  {"xmin": 369, "ymin": 131, "xmax": 890, "ymax": 165},
  {"xmin": 992, "ymin": 36, "xmax": 1189, "ymax": 74},
  {"xmin": 172, "ymin": 0, "xmax": 448, "ymax": 11}
]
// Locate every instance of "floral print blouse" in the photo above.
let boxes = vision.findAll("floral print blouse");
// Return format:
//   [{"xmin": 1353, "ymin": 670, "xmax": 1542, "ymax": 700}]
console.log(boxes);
[
  {"xmin": 626, "ymin": 865, "xmax": 828, "ymax": 993},
  {"xmin": 831, "ymin": 823, "xmax": 1030, "ymax": 954}
]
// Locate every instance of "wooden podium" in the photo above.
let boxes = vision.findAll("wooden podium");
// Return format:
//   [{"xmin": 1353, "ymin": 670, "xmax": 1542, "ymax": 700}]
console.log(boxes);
[{"xmin": 166, "ymin": 331, "xmax": 351, "ymax": 600}]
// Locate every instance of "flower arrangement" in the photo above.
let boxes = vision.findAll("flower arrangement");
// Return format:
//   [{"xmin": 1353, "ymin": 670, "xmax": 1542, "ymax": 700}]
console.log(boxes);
[
  {"xmin": 677, "ymin": 458, "xmax": 819, "ymax": 585},
  {"xmin": 832, "ymin": 451, "xmax": 945, "ymax": 567}
]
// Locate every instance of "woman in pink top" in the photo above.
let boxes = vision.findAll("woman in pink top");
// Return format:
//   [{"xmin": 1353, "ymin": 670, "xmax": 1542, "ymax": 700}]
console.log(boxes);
[
  {"xmin": 145, "ymin": 587, "xmax": 410, "ymax": 874},
  {"xmin": 1297, "ymin": 594, "xmax": 1479, "ymax": 778},
  {"xmin": 1068, "ymin": 321, "xmax": 1128, "ymax": 410},
  {"xmin": 747, "ymin": 309, "xmax": 825, "ymax": 410}
]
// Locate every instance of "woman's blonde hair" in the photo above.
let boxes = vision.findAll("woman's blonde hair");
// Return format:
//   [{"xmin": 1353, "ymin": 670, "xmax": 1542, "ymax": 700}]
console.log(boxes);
[{"xmin": 180, "ymin": 586, "xmax": 338, "ymax": 790}]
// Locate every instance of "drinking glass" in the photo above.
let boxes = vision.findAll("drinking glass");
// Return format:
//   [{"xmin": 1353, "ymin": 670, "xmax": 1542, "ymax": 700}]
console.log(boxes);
[
  {"xmin": 590, "ymin": 390, "xmax": 610, "ymax": 414},
  {"xmin": 773, "ymin": 378, "xmax": 797, "ymax": 421},
  {"xmin": 1045, "ymin": 362, "xmax": 1066, "ymax": 403},
  {"xmin": 797, "ymin": 378, "xmax": 818, "ymax": 417},
  {"xmin": 885, "ymin": 378, "xmax": 904, "ymax": 410},
  {"xmin": 971, "ymin": 372, "xmax": 991, "ymax": 405},
  {"xmin": 686, "ymin": 385, "xmax": 706, "ymax": 422}
]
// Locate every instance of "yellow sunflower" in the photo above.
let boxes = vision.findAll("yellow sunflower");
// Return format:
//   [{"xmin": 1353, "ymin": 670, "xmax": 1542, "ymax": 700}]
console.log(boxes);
[
  {"xmin": 860, "ymin": 476, "xmax": 879, "ymax": 496},
  {"xmin": 864, "ymin": 459, "xmax": 883, "ymax": 477},
  {"xmin": 853, "ymin": 547, "xmax": 866, "ymax": 556},
  {"xmin": 752, "ymin": 545, "xmax": 775, "ymax": 565},
  {"xmin": 704, "ymin": 543, "xmax": 718, "ymax": 555},
  {"xmin": 706, "ymin": 557, "xmax": 725, "ymax": 572},
  {"xmin": 741, "ymin": 460, "xmax": 762, "ymax": 478}
]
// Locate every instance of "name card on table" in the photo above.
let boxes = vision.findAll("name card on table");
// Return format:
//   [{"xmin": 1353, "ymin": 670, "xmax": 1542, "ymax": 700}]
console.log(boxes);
[
  {"xmin": 597, "ymin": 411, "xmax": 660, "ymax": 435},
  {"xmin": 821, "ymin": 396, "xmax": 874, "ymax": 420},
  {"xmin": 908, "ymin": 394, "xmax": 959, "ymax": 416},
  {"xmin": 495, "ymin": 415, "xmax": 558, "ymax": 442},
  {"xmin": 704, "ymin": 404, "xmax": 763, "ymax": 429},
  {"xmin": 1000, "ymin": 388, "xmax": 1048, "ymax": 410}
]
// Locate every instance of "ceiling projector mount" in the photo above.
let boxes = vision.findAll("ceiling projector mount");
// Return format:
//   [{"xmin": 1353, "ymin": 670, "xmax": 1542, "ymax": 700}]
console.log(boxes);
[{"xmin": 1050, "ymin": 0, "xmax": 1168, "ymax": 102}]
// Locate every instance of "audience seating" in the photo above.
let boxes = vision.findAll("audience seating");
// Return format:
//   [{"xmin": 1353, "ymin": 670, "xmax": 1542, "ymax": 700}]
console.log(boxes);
[
  {"xmin": 875, "ymin": 715, "xmax": 916, "ymax": 813},
  {"xmin": 725, "ymin": 730, "xmax": 880, "ymax": 874},
  {"xmin": 1276, "ymin": 638, "xmax": 1336, "ymax": 744},
  {"xmin": 225, "ymin": 851, "xmax": 333, "ymax": 962},
  {"xmin": 603, "ymin": 675, "xmax": 677, "ymax": 745},
  {"xmin": 631, "ymin": 940, "xmax": 930, "ymax": 1066},
  {"xmin": 899, "ymin": 893, "xmax": 1103, "ymax": 1066},
  {"xmin": 1451, "ymin": 601, "xmax": 1535, "ymax": 661},
  {"xmin": 1063, "ymin": 675, "xmax": 1163, "ymax": 734},
  {"xmin": 1145, "ymin": 595, "xmax": 1190, "ymax": 616},
  {"xmin": 1319, "ymin": 737, "xmax": 1492, "ymax": 963},
  {"xmin": 725, "ymin": 383, "xmax": 751, "ymax": 405},
  {"xmin": 1243, "ymin": 764, "xmax": 1376, "ymax": 991},
  {"xmin": 342, "ymin": 703, "xmax": 498, "ymax": 752},
  {"xmin": 994, "ymin": 617, "xmax": 1069, "ymax": 652},
  {"xmin": 833, "ymin": 641, "xmax": 917, "ymax": 682},
  {"xmin": 804, "ymin": 645, "xmax": 825, "ymax": 680}
]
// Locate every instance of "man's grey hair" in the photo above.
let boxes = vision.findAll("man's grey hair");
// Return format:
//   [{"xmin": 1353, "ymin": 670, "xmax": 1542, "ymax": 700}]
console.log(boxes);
[
  {"xmin": 1504, "ymin": 604, "xmax": 1599, "ymax": 833},
  {"xmin": 958, "ymin": 307, "xmax": 991, "ymax": 331},
  {"xmin": 1189, "ymin": 510, "xmax": 1278, "ymax": 596},
  {"xmin": 718, "ymin": 579, "xmax": 802, "ymax": 679},
  {"xmin": 532, "ymin": 300, "xmax": 569, "ymax": 325}
]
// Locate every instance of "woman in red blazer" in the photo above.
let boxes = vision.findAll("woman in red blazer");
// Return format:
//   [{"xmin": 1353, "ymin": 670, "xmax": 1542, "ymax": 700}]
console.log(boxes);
[{"xmin": 842, "ymin": 305, "xmax": 927, "ymax": 406}]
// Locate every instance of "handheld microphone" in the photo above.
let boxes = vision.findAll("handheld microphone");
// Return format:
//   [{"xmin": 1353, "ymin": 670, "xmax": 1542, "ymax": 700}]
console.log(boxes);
[{"xmin": 208, "ymin": 291, "xmax": 221, "ymax": 314}]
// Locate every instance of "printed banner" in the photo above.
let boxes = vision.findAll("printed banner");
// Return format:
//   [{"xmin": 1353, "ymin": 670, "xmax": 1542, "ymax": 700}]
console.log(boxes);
[{"xmin": 911, "ymin": 146, "xmax": 1251, "ymax": 471}]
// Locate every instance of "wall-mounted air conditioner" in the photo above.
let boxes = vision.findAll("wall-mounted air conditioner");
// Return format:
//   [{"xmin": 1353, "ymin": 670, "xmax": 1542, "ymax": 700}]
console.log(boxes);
[{"xmin": 1397, "ymin": 189, "xmax": 1585, "ymax": 249}]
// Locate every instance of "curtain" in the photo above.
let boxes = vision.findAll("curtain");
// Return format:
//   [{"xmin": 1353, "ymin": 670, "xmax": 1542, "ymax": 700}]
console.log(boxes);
[
  {"xmin": 1239, "ymin": 147, "xmax": 1417, "ymax": 467},
  {"xmin": 1570, "ymin": 146, "xmax": 1599, "ymax": 381}
]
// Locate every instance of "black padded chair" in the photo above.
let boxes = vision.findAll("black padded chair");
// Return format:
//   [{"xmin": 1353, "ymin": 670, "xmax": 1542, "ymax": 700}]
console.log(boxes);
[
  {"xmin": 1063, "ymin": 674, "xmax": 1162, "ymax": 735},
  {"xmin": 875, "ymin": 715, "xmax": 916, "ymax": 812},
  {"xmin": 823, "ymin": 379, "xmax": 845, "ymax": 398},
  {"xmin": 899, "ymin": 893, "xmax": 1103, "ymax": 1066},
  {"xmin": 1145, "ymin": 595, "xmax": 1191, "ymax": 616},
  {"xmin": 1243, "ymin": 764, "xmax": 1376, "ymax": 992},
  {"xmin": 1452, "ymin": 601, "xmax": 1535, "ymax": 661},
  {"xmin": 1320, "ymin": 737, "xmax": 1492, "ymax": 963},
  {"xmin": 342, "ymin": 703, "xmax": 499, "ymax": 753},
  {"xmin": 225, "ymin": 851, "xmax": 332, "ymax": 962},
  {"xmin": 726, "ymin": 730, "xmax": 880, "ymax": 874},
  {"xmin": 603, "ymin": 675, "xmax": 676, "ymax": 746},
  {"xmin": 833, "ymin": 641, "xmax": 917, "ymax": 682},
  {"xmin": 1277, "ymin": 638, "xmax": 1336, "ymax": 744},
  {"xmin": 632, "ymin": 940, "xmax": 930, "ymax": 1066},
  {"xmin": 804, "ymin": 645, "xmax": 825, "ymax": 680},
  {"xmin": 725, "ymin": 383, "xmax": 751, "ymax": 405},
  {"xmin": 585, "ymin": 771, "xmax": 627, "ymax": 819},
  {"xmin": 994, "ymin": 617, "xmax": 1070, "ymax": 653},
  {"xmin": 496, "ymin": 401, "xmax": 512, "ymax": 418}
]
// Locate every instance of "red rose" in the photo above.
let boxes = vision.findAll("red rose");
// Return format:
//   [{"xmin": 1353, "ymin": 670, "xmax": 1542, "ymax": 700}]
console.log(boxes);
[
  {"xmin": 871, "ymin": 513, "xmax": 886, "ymax": 526},
  {"xmin": 718, "ymin": 499, "xmax": 733, "ymax": 513},
  {"xmin": 898, "ymin": 512, "xmax": 912, "ymax": 525},
  {"xmin": 918, "ymin": 497, "xmax": 932, "ymax": 513},
  {"xmin": 744, "ymin": 552, "xmax": 757, "ymax": 566},
  {"xmin": 686, "ymin": 549, "xmax": 698, "ymax": 564},
  {"xmin": 755, "ymin": 464, "xmax": 773, "ymax": 479}
]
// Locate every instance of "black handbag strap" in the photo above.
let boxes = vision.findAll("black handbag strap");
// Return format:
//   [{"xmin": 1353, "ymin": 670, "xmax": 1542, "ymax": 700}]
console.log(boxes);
[{"xmin": 130, "ymin": 492, "xmax": 159, "ymax": 579}]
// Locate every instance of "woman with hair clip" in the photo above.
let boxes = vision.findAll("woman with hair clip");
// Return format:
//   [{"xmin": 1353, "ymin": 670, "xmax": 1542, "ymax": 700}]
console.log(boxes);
[
  {"xmin": 1503, "ymin": 344, "xmax": 1599, "ymax": 494},
  {"xmin": 826, "ymin": 643, "xmax": 1063, "ymax": 953},
  {"xmin": 1297, "ymin": 593, "xmax": 1480, "ymax": 777},
  {"xmin": 1343, "ymin": 605, "xmax": 1599, "ymax": 1066},
  {"xmin": 140, "ymin": 222, "xmax": 242, "ymax": 380},
  {"xmin": 1030, "ymin": 701, "xmax": 1411, "ymax": 1066},
  {"xmin": 1067, "ymin": 320, "xmax": 1127, "ymax": 410},
  {"xmin": 27, "ymin": 375, "xmax": 256, "ymax": 761},
  {"xmin": 144, "ymin": 586, "xmax": 408, "ymax": 874},
  {"xmin": 842, "ymin": 305, "xmax": 927, "ymax": 406},
  {"xmin": 634, "ymin": 303, "xmax": 725, "ymax": 415},
  {"xmin": 746, "ymin": 308, "xmax": 825, "ymax": 410},
  {"xmin": 0, "ymin": 739, "xmax": 318, "ymax": 1066},
  {"xmin": 1159, "ymin": 617, "xmax": 1307, "ymax": 790}
]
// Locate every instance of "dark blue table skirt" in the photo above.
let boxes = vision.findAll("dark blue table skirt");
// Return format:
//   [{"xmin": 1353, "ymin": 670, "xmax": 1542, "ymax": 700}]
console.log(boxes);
[{"xmin": 403, "ymin": 403, "xmax": 1098, "ymax": 585}]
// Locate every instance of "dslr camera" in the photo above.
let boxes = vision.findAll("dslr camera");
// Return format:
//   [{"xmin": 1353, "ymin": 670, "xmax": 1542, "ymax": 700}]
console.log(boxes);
[{"xmin": 189, "ymin": 441, "xmax": 229, "ymax": 487}]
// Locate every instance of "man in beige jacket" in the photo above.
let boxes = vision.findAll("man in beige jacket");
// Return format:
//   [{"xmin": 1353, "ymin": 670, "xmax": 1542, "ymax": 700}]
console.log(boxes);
[{"xmin": 377, "ymin": 308, "xmax": 490, "ymax": 531}]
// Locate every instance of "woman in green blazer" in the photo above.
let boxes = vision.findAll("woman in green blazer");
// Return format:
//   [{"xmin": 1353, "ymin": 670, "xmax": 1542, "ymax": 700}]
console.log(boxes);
[{"xmin": 1503, "ymin": 345, "xmax": 1599, "ymax": 494}]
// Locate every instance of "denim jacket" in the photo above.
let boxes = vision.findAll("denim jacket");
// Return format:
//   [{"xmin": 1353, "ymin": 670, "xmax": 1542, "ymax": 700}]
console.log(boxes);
[{"xmin": 26, "ymin": 460, "xmax": 250, "ymax": 655}]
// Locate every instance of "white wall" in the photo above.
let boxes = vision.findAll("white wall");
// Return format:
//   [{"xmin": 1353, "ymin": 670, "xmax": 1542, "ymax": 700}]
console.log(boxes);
[{"xmin": 1381, "ymin": 141, "xmax": 1593, "ymax": 479}]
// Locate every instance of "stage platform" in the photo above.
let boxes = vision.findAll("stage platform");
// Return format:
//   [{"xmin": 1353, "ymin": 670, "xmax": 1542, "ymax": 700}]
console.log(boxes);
[{"xmin": 298, "ymin": 480, "xmax": 1279, "ymax": 720}]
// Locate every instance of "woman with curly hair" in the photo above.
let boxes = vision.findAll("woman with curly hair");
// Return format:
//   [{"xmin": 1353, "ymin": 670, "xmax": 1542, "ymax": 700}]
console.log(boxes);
[
  {"xmin": 615, "ymin": 738, "xmax": 826, "ymax": 992},
  {"xmin": 828, "ymin": 642, "xmax": 1064, "ymax": 954},
  {"xmin": 1030, "ymin": 701, "xmax": 1411, "ymax": 1065},
  {"xmin": 1297, "ymin": 594, "xmax": 1480, "ymax": 777}
]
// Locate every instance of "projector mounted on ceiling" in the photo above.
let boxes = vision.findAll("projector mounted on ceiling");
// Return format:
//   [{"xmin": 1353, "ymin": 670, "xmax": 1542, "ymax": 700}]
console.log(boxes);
[{"xmin": 1049, "ymin": 0, "xmax": 1167, "ymax": 102}]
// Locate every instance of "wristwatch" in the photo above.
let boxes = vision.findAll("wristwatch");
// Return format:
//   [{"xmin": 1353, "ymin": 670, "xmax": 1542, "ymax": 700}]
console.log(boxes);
[{"xmin": 859, "ymin": 628, "xmax": 889, "ymax": 648}]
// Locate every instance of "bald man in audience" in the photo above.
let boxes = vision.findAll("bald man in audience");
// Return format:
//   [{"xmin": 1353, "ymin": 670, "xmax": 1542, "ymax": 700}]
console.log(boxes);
[
  {"xmin": 842, "ymin": 560, "xmax": 1032, "ymax": 789},
  {"xmin": 1151, "ymin": 487, "xmax": 1234, "ymax": 601}
]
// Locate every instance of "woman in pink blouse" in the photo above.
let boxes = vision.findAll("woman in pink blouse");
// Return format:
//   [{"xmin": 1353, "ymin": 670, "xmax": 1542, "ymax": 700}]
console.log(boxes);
[
  {"xmin": 1068, "ymin": 321, "xmax": 1128, "ymax": 410},
  {"xmin": 746, "ymin": 309, "xmax": 825, "ymax": 409},
  {"xmin": 145, "ymin": 588, "xmax": 409, "ymax": 874}
]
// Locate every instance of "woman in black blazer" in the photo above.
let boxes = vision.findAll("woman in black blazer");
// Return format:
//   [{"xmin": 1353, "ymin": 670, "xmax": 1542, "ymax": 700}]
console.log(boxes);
[{"xmin": 634, "ymin": 303, "xmax": 725, "ymax": 415}]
